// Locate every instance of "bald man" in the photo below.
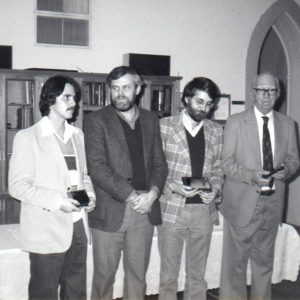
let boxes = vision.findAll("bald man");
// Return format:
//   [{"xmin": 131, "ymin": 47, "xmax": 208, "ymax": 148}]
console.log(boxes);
[{"xmin": 219, "ymin": 73, "xmax": 299, "ymax": 300}]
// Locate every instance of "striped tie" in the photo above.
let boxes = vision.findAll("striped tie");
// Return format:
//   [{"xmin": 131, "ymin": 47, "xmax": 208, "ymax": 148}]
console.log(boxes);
[{"xmin": 262, "ymin": 116, "xmax": 274, "ymax": 187}]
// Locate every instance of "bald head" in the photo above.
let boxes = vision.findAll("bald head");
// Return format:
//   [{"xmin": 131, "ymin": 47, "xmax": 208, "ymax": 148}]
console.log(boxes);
[
  {"xmin": 251, "ymin": 73, "xmax": 280, "ymax": 115},
  {"xmin": 252, "ymin": 73, "xmax": 280, "ymax": 91}
]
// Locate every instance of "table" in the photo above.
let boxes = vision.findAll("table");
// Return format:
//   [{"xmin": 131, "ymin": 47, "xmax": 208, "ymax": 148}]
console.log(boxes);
[{"xmin": 1, "ymin": 218, "xmax": 300, "ymax": 300}]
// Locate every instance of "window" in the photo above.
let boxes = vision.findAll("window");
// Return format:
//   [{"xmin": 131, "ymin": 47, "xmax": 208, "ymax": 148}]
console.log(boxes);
[{"xmin": 36, "ymin": 0, "xmax": 89, "ymax": 46}]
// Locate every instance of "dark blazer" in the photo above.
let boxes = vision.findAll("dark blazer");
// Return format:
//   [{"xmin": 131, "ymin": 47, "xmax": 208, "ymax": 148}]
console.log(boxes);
[
  {"xmin": 84, "ymin": 105, "xmax": 168, "ymax": 232},
  {"xmin": 220, "ymin": 107, "xmax": 299, "ymax": 227}
]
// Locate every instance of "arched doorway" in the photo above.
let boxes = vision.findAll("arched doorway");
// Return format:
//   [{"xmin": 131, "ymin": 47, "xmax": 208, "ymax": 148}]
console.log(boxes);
[
  {"xmin": 246, "ymin": 0, "xmax": 300, "ymax": 225},
  {"xmin": 259, "ymin": 27, "xmax": 287, "ymax": 114}
]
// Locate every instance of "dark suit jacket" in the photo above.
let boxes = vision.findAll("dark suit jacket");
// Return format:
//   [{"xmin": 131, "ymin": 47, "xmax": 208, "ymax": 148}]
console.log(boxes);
[
  {"xmin": 84, "ymin": 105, "xmax": 168, "ymax": 232},
  {"xmin": 220, "ymin": 107, "xmax": 299, "ymax": 227}
]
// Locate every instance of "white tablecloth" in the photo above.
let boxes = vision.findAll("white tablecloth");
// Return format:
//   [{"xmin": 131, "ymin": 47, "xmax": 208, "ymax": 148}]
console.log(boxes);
[{"xmin": 1, "ymin": 219, "xmax": 300, "ymax": 300}]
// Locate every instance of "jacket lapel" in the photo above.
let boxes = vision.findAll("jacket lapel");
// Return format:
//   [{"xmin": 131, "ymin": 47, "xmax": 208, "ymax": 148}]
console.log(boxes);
[
  {"xmin": 139, "ymin": 109, "xmax": 151, "ymax": 169},
  {"xmin": 244, "ymin": 108, "xmax": 262, "ymax": 166},
  {"xmin": 172, "ymin": 115, "xmax": 190, "ymax": 162},
  {"xmin": 202, "ymin": 121, "xmax": 213, "ymax": 175},
  {"xmin": 36, "ymin": 132, "xmax": 70, "ymax": 182},
  {"xmin": 35, "ymin": 120, "xmax": 70, "ymax": 185},
  {"xmin": 273, "ymin": 112, "xmax": 284, "ymax": 167},
  {"xmin": 71, "ymin": 133, "xmax": 84, "ymax": 188},
  {"xmin": 107, "ymin": 106, "xmax": 131, "ymax": 161}
]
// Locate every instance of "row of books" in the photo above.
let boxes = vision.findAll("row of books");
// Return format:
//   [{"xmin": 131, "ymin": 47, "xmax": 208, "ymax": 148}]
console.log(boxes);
[{"xmin": 83, "ymin": 82, "xmax": 106, "ymax": 106}]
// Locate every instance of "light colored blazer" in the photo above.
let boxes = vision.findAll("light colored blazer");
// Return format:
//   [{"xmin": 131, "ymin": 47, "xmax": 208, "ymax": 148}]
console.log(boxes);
[
  {"xmin": 220, "ymin": 107, "xmax": 299, "ymax": 227},
  {"xmin": 159, "ymin": 112, "xmax": 223, "ymax": 226},
  {"xmin": 9, "ymin": 117, "xmax": 94, "ymax": 254}
]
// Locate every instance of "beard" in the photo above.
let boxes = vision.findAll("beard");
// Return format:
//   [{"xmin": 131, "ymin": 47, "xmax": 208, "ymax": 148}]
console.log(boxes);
[
  {"xmin": 111, "ymin": 96, "xmax": 135, "ymax": 112},
  {"xmin": 187, "ymin": 106, "xmax": 207, "ymax": 122}
]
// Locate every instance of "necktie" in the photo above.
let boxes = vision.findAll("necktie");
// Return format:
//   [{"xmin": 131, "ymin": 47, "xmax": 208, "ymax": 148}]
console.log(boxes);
[{"xmin": 262, "ymin": 116, "xmax": 274, "ymax": 188}]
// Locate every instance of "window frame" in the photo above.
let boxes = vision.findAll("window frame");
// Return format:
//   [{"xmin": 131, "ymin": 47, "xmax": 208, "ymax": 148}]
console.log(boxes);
[{"xmin": 35, "ymin": 0, "xmax": 90, "ymax": 48}]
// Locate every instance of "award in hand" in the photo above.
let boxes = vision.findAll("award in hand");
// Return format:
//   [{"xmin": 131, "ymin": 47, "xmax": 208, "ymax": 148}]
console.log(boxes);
[
  {"xmin": 182, "ymin": 177, "xmax": 212, "ymax": 192},
  {"xmin": 68, "ymin": 190, "xmax": 90, "ymax": 207}
]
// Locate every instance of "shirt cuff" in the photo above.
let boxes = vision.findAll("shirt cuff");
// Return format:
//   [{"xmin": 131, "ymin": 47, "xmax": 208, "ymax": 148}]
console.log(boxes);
[
  {"xmin": 126, "ymin": 190, "xmax": 137, "ymax": 203},
  {"xmin": 150, "ymin": 186, "xmax": 160, "ymax": 199}
]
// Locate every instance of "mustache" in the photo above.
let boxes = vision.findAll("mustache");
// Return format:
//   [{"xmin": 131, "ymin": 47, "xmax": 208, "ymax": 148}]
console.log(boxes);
[
  {"xmin": 193, "ymin": 110, "xmax": 206, "ymax": 116},
  {"xmin": 116, "ymin": 96, "xmax": 129, "ymax": 100}
]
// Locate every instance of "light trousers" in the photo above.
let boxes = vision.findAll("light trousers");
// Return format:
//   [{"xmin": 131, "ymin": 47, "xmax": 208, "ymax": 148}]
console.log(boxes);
[
  {"xmin": 91, "ymin": 205, "xmax": 154, "ymax": 300},
  {"xmin": 219, "ymin": 195, "xmax": 281, "ymax": 300},
  {"xmin": 158, "ymin": 204, "xmax": 213, "ymax": 300}
]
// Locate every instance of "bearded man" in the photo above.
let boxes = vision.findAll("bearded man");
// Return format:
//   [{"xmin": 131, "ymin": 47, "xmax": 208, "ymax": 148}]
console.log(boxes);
[
  {"xmin": 84, "ymin": 66, "xmax": 168, "ymax": 300},
  {"xmin": 158, "ymin": 77, "xmax": 223, "ymax": 300}
]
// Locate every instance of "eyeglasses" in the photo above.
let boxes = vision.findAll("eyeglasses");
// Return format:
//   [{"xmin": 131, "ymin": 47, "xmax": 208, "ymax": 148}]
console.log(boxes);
[
  {"xmin": 193, "ymin": 98, "xmax": 214, "ymax": 109},
  {"xmin": 253, "ymin": 88, "xmax": 278, "ymax": 96}
]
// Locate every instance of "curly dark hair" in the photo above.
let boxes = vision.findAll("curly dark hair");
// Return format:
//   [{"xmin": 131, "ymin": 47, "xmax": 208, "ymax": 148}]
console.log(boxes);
[
  {"xmin": 39, "ymin": 75, "xmax": 81, "ymax": 117},
  {"xmin": 181, "ymin": 77, "xmax": 220, "ymax": 108}
]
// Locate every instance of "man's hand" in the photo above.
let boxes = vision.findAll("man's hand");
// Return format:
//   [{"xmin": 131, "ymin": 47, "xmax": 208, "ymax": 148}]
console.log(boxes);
[
  {"xmin": 84, "ymin": 196, "xmax": 96, "ymax": 212},
  {"xmin": 172, "ymin": 182, "xmax": 199, "ymax": 198},
  {"xmin": 131, "ymin": 188, "xmax": 158, "ymax": 214},
  {"xmin": 198, "ymin": 188, "xmax": 219, "ymax": 204},
  {"xmin": 272, "ymin": 166, "xmax": 286, "ymax": 181},
  {"xmin": 252, "ymin": 170, "xmax": 273, "ymax": 187},
  {"xmin": 60, "ymin": 197, "xmax": 80, "ymax": 213}
]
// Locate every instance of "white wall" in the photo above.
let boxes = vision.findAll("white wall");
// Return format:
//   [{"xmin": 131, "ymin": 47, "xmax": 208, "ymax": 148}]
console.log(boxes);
[{"xmin": 0, "ymin": 0, "xmax": 286, "ymax": 100}]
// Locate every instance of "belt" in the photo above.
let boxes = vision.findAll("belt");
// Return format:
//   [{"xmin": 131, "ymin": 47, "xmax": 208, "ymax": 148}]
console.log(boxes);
[
  {"xmin": 185, "ymin": 196, "xmax": 203, "ymax": 204},
  {"xmin": 260, "ymin": 190, "xmax": 275, "ymax": 196}
]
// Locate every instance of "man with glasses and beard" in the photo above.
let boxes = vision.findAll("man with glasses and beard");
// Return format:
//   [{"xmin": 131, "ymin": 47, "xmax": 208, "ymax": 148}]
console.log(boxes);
[
  {"xmin": 84, "ymin": 66, "xmax": 168, "ymax": 300},
  {"xmin": 158, "ymin": 77, "xmax": 223, "ymax": 300},
  {"xmin": 219, "ymin": 73, "xmax": 299, "ymax": 300}
]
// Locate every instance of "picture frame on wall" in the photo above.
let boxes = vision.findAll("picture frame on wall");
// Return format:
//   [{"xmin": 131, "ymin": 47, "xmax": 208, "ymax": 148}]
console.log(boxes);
[
  {"xmin": 213, "ymin": 94, "xmax": 231, "ymax": 124},
  {"xmin": 231, "ymin": 100, "xmax": 245, "ymax": 115}
]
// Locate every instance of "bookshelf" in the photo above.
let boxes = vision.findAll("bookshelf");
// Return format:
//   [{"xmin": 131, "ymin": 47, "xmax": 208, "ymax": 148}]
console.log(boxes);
[{"xmin": 0, "ymin": 69, "xmax": 181, "ymax": 224}]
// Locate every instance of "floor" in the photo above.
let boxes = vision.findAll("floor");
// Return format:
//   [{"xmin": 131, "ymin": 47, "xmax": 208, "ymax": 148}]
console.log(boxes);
[
  {"xmin": 139, "ymin": 272, "xmax": 300, "ymax": 300},
  {"xmin": 118, "ymin": 226, "xmax": 300, "ymax": 300}
]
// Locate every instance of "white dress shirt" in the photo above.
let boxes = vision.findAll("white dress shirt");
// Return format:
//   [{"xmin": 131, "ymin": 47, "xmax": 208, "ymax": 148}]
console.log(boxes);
[
  {"xmin": 254, "ymin": 106, "xmax": 275, "ymax": 190},
  {"xmin": 182, "ymin": 109, "xmax": 203, "ymax": 137}
]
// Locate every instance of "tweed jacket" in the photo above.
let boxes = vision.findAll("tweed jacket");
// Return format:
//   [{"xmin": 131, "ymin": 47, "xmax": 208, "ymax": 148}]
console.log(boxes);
[
  {"xmin": 220, "ymin": 107, "xmax": 299, "ymax": 227},
  {"xmin": 84, "ymin": 105, "xmax": 168, "ymax": 232},
  {"xmin": 159, "ymin": 111, "xmax": 223, "ymax": 226},
  {"xmin": 8, "ymin": 117, "xmax": 95, "ymax": 254}
]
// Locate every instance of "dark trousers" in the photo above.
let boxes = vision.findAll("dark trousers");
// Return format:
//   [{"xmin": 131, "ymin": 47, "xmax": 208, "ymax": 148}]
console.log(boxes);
[{"xmin": 29, "ymin": 219, "xmax": 88, "ymax": 300}]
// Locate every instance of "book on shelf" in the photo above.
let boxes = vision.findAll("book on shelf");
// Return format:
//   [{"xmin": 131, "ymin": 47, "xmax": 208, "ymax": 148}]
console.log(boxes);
[
  {"xmin": 83, "ymin": 82, "xmax": 106, "ymax": 106},
  {"xmin": 101, "ymin": 83, "xmax": 106, "ymax": 106},
  {"xmin": 151, "ymin": 90, "xmax": 164, "ymax": 111},
  {"xmin": 83, "ymin": 83, "xmax": 91, "ymax": 105},
  {"xmin": 17, "ymin": 107, "xmax": 24, "ymax": 129},
  {"xmin": 163, "ymin": 86, "xmax": 172, "ymax": 115}
]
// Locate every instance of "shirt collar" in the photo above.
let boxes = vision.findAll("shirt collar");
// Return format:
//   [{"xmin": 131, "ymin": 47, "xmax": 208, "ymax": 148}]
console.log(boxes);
[
  {"xmin": 254, "ymin": 106, "xmax": 273, "ymax": 121},
  {"xmin": 39, "ymin": 116, "xmax": 78, "ymax": 143},
  {"xmin": 182, "ymin": 109, "xmax": 203, "ymax": 137}
]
